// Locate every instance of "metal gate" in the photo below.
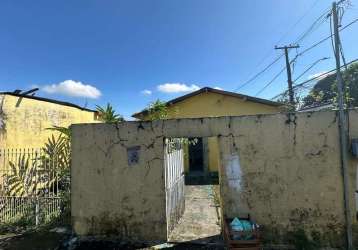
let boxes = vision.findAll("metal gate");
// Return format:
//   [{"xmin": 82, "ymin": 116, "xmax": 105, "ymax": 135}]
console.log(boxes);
[
  {"xmin": 164, "ymin": 138, "xmax": 185, "ymax": 235},
  {"xmin": 0, "ymin": 148, "xmax": 64, "ymax": 225}
]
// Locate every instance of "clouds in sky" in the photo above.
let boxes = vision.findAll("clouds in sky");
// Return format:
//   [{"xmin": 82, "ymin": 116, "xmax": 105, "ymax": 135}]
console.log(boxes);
[
  {"xmin": 157, "ymin": 83, "xmax": 200, "ymax": 93},
  {"xmin": 42, "ymin": 80, "xmax": 101, "ymax": 99},
  {"xmin": 141, "ymin": 89, "xmax": 152, "ymax": 95},
  {"xmin": 141, "ymin": 83, "xmax": 224, "ymax": 95}
]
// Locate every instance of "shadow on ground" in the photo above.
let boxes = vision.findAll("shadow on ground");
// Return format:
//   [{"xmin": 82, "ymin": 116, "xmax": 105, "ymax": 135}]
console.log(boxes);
[
  {"xmin": 0, "ymin": 230, "xmax": 68, "ymax": 250},
  {"xmin": 0, "ymin": 232, "xmax": 225, "ymax": 250}
]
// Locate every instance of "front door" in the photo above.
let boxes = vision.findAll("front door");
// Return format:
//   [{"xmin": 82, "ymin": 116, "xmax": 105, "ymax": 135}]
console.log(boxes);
[{"xmin": 188, "ymin": 138, "xmax": 203, "ymax": 172}]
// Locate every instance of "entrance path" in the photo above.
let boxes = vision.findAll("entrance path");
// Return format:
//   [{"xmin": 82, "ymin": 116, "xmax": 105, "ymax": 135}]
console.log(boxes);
[{"xmin": 168, "ymin": 185, "xmax": 222, "ymax": 244}]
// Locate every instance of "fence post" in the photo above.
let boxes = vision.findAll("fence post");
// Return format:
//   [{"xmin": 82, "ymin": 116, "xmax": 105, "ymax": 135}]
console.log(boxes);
[{"xmin": 35, "ymin": 197, "xmax": 39, "ymax": 226}]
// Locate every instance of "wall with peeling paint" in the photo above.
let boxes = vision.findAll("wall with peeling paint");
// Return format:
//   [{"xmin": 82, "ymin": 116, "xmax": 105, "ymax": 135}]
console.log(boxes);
[
  {"xmin": 0, "ymin": 94, "xmax": 97, "ymax": 148},
  {"xmin": 71, "ymin": 110, "xmax": 358, "ymax": 243},
  {"xmin": 218, "ymin": 110, "xmax": 357, "ymax": 242},
  {"xmin": 71, "ymin": 122, "xmax": 167, "ymax": 241}
]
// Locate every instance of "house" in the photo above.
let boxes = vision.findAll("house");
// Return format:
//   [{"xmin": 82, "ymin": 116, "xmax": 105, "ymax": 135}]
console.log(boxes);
[
  {"xmin": 298, "ymin": 102, "xmax": 334, "ymax": 112},
  {"xmin": 132, "ymin": 87, "xmax": 283, "ymax": 181},
  {"xmin": 0, "ymin": 89, "xmax": 98, "ymax": 148}
]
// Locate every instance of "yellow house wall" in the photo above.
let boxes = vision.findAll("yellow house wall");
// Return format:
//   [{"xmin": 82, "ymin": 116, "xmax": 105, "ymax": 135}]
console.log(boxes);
[
  {"xmin": 0, "ymin": 94, "xmax": 97, "ymax": 149},
  {"xmin": 162, "ymin": 92, "xmax": 281, "ymax": 173}
]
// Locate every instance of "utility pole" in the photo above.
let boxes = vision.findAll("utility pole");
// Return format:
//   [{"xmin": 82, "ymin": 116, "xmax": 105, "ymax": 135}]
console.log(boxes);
[
  {"xmin": 333, "ymin": 2, "xmax": 353, "ymax": 249},
  {"xmin": 275, "ymin": 44, "xmax": 299, "ymax": 107}
]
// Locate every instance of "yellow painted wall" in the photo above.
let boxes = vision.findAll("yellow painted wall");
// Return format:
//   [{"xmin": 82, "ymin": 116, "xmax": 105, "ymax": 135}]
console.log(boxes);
[
  {"xmin": 166, "ymin": 92, "xmax": 280, "ymax": 119},
  {"xmin": 139, "ymin": 91, "xmax": 282, "ymax": 173},
  {"xmin": 0, "ymin": 94, "xmax": 97, "ymax": 148}
]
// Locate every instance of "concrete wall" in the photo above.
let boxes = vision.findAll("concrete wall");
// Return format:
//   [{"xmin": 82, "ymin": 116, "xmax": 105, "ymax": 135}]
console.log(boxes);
[
  {"xmin": 71, "ymin": 110, "xmax": 358, "ymax": 244},
  {"xmin": 217, "ymin": 111, "xmax": 356, "ymax": 244},
  {"xmin": 0, "ymin": 94, "xmax": 97, "ymax": 148},
  {"xmin": 137, "ymin": 91, "xmax": 282, "ymax": 174},
  {"xmin": 71, "ymin": 122, "xmax": 167, "ymax": 241}
]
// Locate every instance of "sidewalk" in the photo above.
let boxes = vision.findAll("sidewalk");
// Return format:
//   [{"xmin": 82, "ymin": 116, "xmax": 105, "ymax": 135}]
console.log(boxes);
[{"xmin": 168, "ymin": 185, "xmax": 222, "ymax": 245}]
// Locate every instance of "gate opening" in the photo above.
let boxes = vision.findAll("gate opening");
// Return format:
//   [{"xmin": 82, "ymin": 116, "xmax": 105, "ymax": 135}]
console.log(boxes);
[{"xmin": 165, "ymin": 137, "xmax": 223, "ymax": 245}]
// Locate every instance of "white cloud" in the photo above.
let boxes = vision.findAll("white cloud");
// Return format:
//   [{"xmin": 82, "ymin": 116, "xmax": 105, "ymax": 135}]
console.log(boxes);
[
  {"xmin": 157, "ymin": 83, "xmax": 200, "ymax": 93},
  {"xmin": 42, "ymin": 80, "xmax": 101, "ymax": 99},
  {"xmin": 213, "ymin": 86, "xmax": 223, "ymax": 90},
  {"xmin": 141, "ymin": 89, "xmax": 152, "ymax": 95},
  {"xmin": 308, "ymin": 71, "xmax": 330, "ymax": 81}
]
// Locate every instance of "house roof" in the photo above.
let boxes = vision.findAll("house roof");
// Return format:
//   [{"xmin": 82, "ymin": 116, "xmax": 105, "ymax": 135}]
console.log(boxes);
[
  {"xmin": 132, "ymin": 87, "xmax": 283, "ymax": 118},
  {"xmin": 298, "ymin": 102, "xmax": 334, "ymax": 112},
  {"xmin": 0, "ymin": 91, "xmax": 96, "ymax": 112}
]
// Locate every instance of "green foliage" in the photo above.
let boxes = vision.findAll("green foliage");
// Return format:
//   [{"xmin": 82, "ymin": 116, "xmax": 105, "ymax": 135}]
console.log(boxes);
[
  {"xmin": 46, "ymin": 126, "xmax": 71, "ymax": 139},
  {"xmin": 146, "ymin": 99, "xmax": 169, "ymax": 120},
  {"xmin": 302, "ymin": 62, "xmax": 358, "ymax": 108},
  {"xmin": 96, "ymin": 103, "xmax": 124, "ymax": 123},
  {"xmin": 276, "ymin": 95, "xmax": 302, "ymax": 111},
  {"xmin": 42, "ymin": 134, "xmax": 71, "ymax": 192},
  {"xmin": 5, "ymin": 155, "xmax": 37, "ymax": 196}
]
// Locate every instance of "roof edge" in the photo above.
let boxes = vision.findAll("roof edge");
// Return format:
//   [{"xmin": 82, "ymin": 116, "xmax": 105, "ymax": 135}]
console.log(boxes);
[
  {"xmin": 132, "ymin": 87, "xmax": 283, "ymax": 118},
  {"xmin": 0, "ymin": 92, "xmax": 96, "ymax": 112}
]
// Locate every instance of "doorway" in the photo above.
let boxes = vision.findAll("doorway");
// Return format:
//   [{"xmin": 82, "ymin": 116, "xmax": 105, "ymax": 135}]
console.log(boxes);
[
  {"xmin": 188, "ymin": 137, "xmax": 204, "ymax": 172},
  {"xmin": 165, "ymin": 137, "xmax": 223, "ymax": 246}
]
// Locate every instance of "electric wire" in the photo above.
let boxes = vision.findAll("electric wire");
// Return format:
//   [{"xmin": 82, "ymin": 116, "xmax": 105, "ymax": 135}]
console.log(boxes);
[
  {"xmin": 234, "ymin": 2, "xmax": 330, "ymax": 92},
  {"xmin": 271, "ymin": 58, "xmax": 358, "ymax": 100},
  {"xmin": 293, "ymin": 57, "xmax": 329, "ymax": 82},
  {"xmin": 254, "ymin": 67, "xmax": 286, "ymax": 96}
]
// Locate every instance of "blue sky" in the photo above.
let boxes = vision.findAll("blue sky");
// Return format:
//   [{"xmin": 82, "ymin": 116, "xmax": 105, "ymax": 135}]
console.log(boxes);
[{"xmin": 0, "ymin": 0, "xmax": 357, "ymax": 119}]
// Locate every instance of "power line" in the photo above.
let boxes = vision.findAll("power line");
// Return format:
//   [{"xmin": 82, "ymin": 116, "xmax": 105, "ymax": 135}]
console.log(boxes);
[
  {"xmin": 235, "ymin": 2, "xmax": 331, "ymax": 92},
  {"xmin": 290, "ymin": 17, "xmax": 358, "ymax": 62},
  {"xmin": 275, "ymin": 44, "xmax": 300, "ymax": 105},
  {"xmin": 294, "ymin": 7, "xmax": 331, "ymax": 44},
  {"xmin": 245, "ymin": 0, "xmax": 322, "ymax": 76},
  {"xmin": 277, "ymin": 0, "xmax": 322, "ymax": 45},
  {"xmin": 269, "ymin": 16, "xmax": 358, "ymax": 100},
  {"xmin": 271, "ymin": 58, "xmax": 358, "ymax": 100},
  {"xmin": 255, "ymin": 66, "xmax": 286, "ymax": 96},
  {"xmin": 234, "ymin": 54, "xmax": 284, "ymax": 91},
  {"xmin": 293, "ymin": 57, "xmax": 329, "ymax": 82}
]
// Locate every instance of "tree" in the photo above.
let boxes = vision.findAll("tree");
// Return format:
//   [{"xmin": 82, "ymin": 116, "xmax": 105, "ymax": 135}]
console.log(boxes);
[
  {"xmin": 96, "ymin": 103, "xmax": 124, "ymax": 123},
  {"xmin": 302, "ymin": 63, "xmax": 358, "ymax": 108},
  {"xmin": 146, "ymin": 99, "xmax": 169, "ymax": 120}
]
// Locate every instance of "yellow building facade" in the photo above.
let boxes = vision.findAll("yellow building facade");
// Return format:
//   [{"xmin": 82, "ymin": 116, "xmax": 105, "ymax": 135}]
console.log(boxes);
[
  {"xmin": 133, "ymin": 87, "xmax": 283, "ymax": 178},
  {"xmin": 0, "ymin": 92, "xmax": 98, "ymax": 149}
]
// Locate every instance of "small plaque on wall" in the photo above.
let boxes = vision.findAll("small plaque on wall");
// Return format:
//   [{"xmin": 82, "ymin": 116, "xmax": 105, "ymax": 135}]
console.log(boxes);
[{"xmin": 127, "ymin": 146, "xmax": 141, "ymax": 166}]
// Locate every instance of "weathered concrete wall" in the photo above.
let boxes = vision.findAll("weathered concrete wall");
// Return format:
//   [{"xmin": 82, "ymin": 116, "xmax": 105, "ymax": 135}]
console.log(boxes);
[
  {"xmin": 72, "ymin": 110, "xmax": 358, "ymax": 244},
  {"xmin": 135, "ymin": 91, "xmax": 282, "ymax": 174},
  {"xmin": 71, "ymin": 122, "xmax": 167, "ymax": 241},
  {"xmin": 217, "ymin": 111, "xmax": 357, "ymax": 244},
  {"xmin": 0, "ymin": 94, "xmax": 97, "ymax": 148}
]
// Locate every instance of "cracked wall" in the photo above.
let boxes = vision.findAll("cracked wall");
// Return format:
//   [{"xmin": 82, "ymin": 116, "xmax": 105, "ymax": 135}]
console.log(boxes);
[
  {"xmin": 71, "ymin": 122, "xmax": 167, "ymax": 241},
  {"xmin": 71, "ymin": 110, "xmax": 358, "ymax": 243}
]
